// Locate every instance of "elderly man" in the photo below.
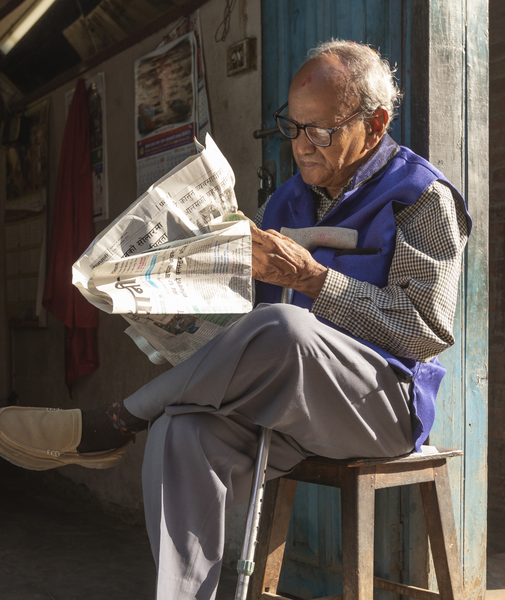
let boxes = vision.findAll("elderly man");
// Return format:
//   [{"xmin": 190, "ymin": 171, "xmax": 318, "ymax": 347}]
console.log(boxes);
[{"xmin": 0, "ymin": 40, "xmax": 470, "ymax": 600}]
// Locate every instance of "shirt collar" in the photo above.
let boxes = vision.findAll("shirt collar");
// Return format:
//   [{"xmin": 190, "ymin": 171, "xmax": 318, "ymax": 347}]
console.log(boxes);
[
  {"xmin": 312, "ymin": 178, "xmax": 352, "ymax": 204},
  {"xmin": 352, "ymin": 132, "xmax": 399, "ymax": 188}
]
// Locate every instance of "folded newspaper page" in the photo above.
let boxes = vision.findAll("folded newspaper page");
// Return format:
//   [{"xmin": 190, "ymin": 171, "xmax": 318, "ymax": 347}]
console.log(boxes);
[
  {"xmin": 124, "ymin": 311, "xmax": 245, "ymax": 366},
  {"xmin": 72, "ymin": 134, "xmax": 253, "ymax": 366}
]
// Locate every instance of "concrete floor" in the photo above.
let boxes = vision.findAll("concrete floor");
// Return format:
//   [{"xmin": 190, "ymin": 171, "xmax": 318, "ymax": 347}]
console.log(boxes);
[
  {"xmin": 0, "ymin": 458, "xmax": 504, "ymax": 600},
  {"xmin": 486, "ymin": 508, "xmax": 505, "ymax": 599},
  {"xmin": 0, "ymin": 459, "xmax": 238, "ymax": 600}
]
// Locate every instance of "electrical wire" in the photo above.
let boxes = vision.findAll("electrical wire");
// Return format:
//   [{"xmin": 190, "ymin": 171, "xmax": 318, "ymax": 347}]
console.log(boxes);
[{"xmin": 214, "ymin": 0, "xmax": 237, "ymax": 43}]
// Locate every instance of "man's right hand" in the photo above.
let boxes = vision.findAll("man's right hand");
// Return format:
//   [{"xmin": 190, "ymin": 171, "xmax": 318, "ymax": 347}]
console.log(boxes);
[{"xmin": 251, "ymin": 228, "xmax": 328, "ymax": 300}]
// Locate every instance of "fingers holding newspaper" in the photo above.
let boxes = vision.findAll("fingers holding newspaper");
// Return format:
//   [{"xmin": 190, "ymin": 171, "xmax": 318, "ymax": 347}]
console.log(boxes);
[{"xmin": 251, "ymin": 228, "xmax": 328, "ymax": 299}]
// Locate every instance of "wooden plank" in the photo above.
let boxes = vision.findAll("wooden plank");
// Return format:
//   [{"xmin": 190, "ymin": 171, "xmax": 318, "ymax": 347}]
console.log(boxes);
[
  {"xmin": 261, "ymin": 0, "xmax": 290, "ymax": 190},
  {"xmin": 341, "ymin": 466, "xmax": 376, "ymax": 597},
  {"xmin": 461, "ymin": 0, "xmax": 489, "ymax": 596},
  {"xmin": 374, "ymin": 465, "xmax": 435, "ymax": 489},
  {"xmin": 299, "ymin": 448, "xmax": 462, "ymax": 468},
  {"xmin": 0, "ymin": 0, "xmax": 26, "ymax": 22},
  {"xmin": 426, "ymin": 0, "xmax": 488, "ymax": 597},
  {"xmin": 325, "ymin": 485, "xmax": 342, "ymax": 573},
  {"xmin": 425, "ymin": 6, "xmax": 467, "ymax": 556},
  {"xmin": 402, "ymin": 5, "xmax": 431, "ymax": 587},
  {"xmin": 283, "ymin": 461, "xmax": 344, "ymax": 488},
  {"xmin": 408, "ymin": 0, "xmax": 429, "ymax": 158},
  {"xmin": 262, "ymin": 593, "xmax": 342, "ymax": 600},
  {"xmin": 286, "ymin": 459, "xmax": 439, "ymax": 490},
  {"xmin": 251, "ymin": 478, "xmax": 298, "ymax": 600},
  {"xmin": 373, "ymin": 576, "xmax": 440, "ymax": 600},
  {"xmin": 373, "ymin": 487, "xmax": 403, "ymax": 599},
  {"xmin": 419, "ymin": 463, "xmax": 464, "ymax": 599},
  {"xmin": 287, "ymin": 481, "xmax": 320, "ymax": 567},
  {"xmin": 389, "ymin": 0, "xmax": 407, "ymax": 146},
  {"xmin": 364, "ymin": 0, "xmax": 388, "ymax": 50},
  {"xmin": 420, "ymin": 0, "xmax": 465, "ymax": 594},
  {"xmin": 261, "ymin": 593, "xmax": 301, "ymax": 600},
  {"xmin": 335, "ymin": 0, "xmax": 365, "ymax": 44}
]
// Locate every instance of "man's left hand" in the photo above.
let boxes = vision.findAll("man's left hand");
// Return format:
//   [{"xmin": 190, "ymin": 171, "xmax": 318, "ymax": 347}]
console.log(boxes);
[{"xmin": 251, "ymin": 228, "xmax": 328, "ymax": 300}]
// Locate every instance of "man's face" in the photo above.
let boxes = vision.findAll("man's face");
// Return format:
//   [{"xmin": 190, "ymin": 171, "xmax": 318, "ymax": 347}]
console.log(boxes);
[{"xmin": 288, "ymin": 56, "xmax": 372, "ymax": 197}]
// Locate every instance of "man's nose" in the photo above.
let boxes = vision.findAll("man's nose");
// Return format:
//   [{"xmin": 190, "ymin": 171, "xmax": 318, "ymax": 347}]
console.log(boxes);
[{"xmin": 292, "ymin": 130, "xmax": 316, "ymax": 155}]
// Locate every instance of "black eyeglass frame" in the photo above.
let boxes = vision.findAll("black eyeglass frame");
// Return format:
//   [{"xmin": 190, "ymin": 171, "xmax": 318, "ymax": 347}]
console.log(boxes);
[{"xmin": 273, "ymin": 101, "xmax": 364, "ymax": 147}]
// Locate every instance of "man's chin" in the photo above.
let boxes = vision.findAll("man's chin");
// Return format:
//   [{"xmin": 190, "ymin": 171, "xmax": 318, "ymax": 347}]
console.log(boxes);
[{"xmin": 298, "ymin": 168, "xmax": 328, "ymax": 189}]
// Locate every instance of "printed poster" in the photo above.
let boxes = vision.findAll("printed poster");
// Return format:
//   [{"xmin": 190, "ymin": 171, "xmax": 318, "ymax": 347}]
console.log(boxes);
[
  {"xmin": 161, "ymin": 11, "xmax": 211, "ymax": 143},
  {"xmin": 135, "ymin": 32, "xmax": 198, "ymax": 195},
  {"xmin": 135, "ymin": 10, "xmax": 212, "ymax": 196}
]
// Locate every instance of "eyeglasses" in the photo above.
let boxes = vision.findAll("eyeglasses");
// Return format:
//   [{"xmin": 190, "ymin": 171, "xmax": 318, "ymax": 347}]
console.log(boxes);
[{"xmin": 273, "ymin": 102, "xmax": 364, "ymax": 148}]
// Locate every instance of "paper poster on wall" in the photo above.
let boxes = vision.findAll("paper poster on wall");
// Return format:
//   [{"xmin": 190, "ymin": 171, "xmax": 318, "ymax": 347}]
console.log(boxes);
[
  {"xmin": 4, "ymin": 99, "xmax": 50, "ymax": 327},
  {"xmin": 65, "ymin": 72, "xmax": 108, "ymax": 221},
  {"xmin": 135, "ymin": 31, "xmax": 198, "ymax": 196},
  {"xmin": 161, "ymin": 10, "xmax": 212, "ymax": 143},
  {"xmin": 134, "ymin": 11, "xmax": 212, "ymax": 196}
]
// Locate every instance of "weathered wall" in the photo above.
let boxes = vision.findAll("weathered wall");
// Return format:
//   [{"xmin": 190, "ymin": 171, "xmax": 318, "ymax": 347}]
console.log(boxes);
[
  {"xmin": 4, "ymin": 0, "xmax": 261, "ymax": 565},
  {"xmin": 489, "ymin": 0, "xmax": 505, "ymax": 513}
]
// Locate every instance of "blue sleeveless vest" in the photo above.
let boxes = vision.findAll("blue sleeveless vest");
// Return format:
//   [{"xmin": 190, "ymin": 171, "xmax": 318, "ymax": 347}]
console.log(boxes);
[{"xmin": 256, "ymin": 143, "xmax": 472, "ymax": 451}]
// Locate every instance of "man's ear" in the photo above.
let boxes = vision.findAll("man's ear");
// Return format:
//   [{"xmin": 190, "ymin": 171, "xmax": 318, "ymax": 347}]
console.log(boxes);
[{"xmin": 365, "ymin": 107, "xmax": 389, "ymax": 149}]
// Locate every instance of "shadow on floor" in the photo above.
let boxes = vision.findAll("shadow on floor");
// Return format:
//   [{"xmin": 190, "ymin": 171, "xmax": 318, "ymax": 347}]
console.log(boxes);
[
  {"xmin": 0, "ymin": 460, "xmax": 156, "ymax": 600},
  {"xmin": 0, "ymin": 458, "xmax": 238, "ymax": 600},
  {"xmin": 1, "ymin": 458, "xmax": 504, "ymax": 600},
  {"xmin": 487, "ymin": 508, "xmax": 505, "ymax": 597}
]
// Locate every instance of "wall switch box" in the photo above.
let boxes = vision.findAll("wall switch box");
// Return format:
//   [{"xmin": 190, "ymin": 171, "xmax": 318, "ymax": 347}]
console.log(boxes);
[{"xmin": 226, "ymin": 39, "xmax": 257, "ymax": 76}]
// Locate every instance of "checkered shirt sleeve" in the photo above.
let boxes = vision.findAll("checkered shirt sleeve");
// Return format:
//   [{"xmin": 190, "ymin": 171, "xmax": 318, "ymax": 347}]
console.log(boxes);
[
  {"xmin": 312, "ymin": 181, "xmax": 470, "ymax": 362},
  {"xmin": 254, "ymin": 200, "xmax": 269, "ymax": 227}
]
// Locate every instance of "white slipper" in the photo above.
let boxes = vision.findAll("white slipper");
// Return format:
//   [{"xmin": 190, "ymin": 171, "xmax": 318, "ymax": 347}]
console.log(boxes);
[{"xmin": 0, "ymin": 406, "xmax": 131, "ymax": 471}]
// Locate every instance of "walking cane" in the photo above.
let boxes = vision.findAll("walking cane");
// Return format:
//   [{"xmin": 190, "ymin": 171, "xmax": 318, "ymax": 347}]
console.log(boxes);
[{"xmin": 234, "ymin": 226, "xmax": 358, "ymax": 600}]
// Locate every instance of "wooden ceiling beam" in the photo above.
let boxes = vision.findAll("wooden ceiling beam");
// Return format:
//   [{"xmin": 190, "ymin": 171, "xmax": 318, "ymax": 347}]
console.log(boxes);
[
  {"xmin": 0, "ymin": 0, "xmax": 30, "ymax": 22},
  {"xmin": 7, "ymin": 0, "xmax": 209, "ymax": 111}
]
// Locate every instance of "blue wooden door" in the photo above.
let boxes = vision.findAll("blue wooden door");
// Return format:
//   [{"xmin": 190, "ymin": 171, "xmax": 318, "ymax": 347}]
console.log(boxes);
[
  {"xmin": 261, "ymin": 3, "xmax": 408, "ymax": 596},
  {"xmin": 260, "ymin": 1, "xmax": 488, "ymax": 598}
]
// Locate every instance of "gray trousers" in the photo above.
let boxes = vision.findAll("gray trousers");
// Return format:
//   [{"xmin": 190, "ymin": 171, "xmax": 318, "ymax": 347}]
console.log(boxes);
[{"xmin": 124, "ymin": 303, "xmax": 414, "ymax": 600}]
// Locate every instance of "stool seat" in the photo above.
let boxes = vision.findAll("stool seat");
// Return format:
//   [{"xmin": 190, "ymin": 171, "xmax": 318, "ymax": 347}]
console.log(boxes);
[{"xmin": 251, "ymin": 446, "xmax": 464, "ymax": 600}]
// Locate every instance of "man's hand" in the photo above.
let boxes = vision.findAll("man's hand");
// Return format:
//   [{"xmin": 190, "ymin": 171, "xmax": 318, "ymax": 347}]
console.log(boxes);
[{"xmin": 251, "ymin": 228, "xmax": 328, "ymax": 299}]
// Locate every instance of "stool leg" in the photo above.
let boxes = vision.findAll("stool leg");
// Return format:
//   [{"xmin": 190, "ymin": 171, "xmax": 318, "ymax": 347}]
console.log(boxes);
[
  {"xmin": 341, "ymin": 466, "xmax": 376, "ymax": 600},
  {"xmin": 250, "ymin": 477, "xmax": 298, "ymax": 600},
  {"xmin": 419, "ymin": 460, "xmax": 464, "ymax": 600}
]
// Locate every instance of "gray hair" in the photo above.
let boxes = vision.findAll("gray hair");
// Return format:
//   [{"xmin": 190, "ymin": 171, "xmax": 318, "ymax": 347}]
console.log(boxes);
[{"xmin": 307, "ymin": 39, "xmax": 402, "ymax": 128}]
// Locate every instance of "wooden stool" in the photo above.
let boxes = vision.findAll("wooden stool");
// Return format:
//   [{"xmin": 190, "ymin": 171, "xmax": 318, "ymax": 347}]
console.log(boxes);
[{"xmin": 250, "ymin": 446, "xmax": 464, "ymax": 600}]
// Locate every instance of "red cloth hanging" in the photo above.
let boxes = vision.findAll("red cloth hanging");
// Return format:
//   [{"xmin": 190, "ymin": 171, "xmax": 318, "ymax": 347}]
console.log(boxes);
[{"xmin": 43, "ymin": 78, "xmax": 99, "ymax": 393}]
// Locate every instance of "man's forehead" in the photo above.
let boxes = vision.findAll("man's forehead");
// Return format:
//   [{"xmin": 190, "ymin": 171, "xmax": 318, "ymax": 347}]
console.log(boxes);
[
  {"xmin": 289, "ymin": 56, "xmax": 352, "ymax": 101},
  {"xmin": 293, "ymin": 56, "xmax": 349, "ymax": 85}
]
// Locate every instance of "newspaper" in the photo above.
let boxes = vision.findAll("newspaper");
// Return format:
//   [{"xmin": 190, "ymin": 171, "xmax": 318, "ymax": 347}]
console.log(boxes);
[{"xmin": 72, "ymin": 134, "xmax": 253, "ymax": 366}]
